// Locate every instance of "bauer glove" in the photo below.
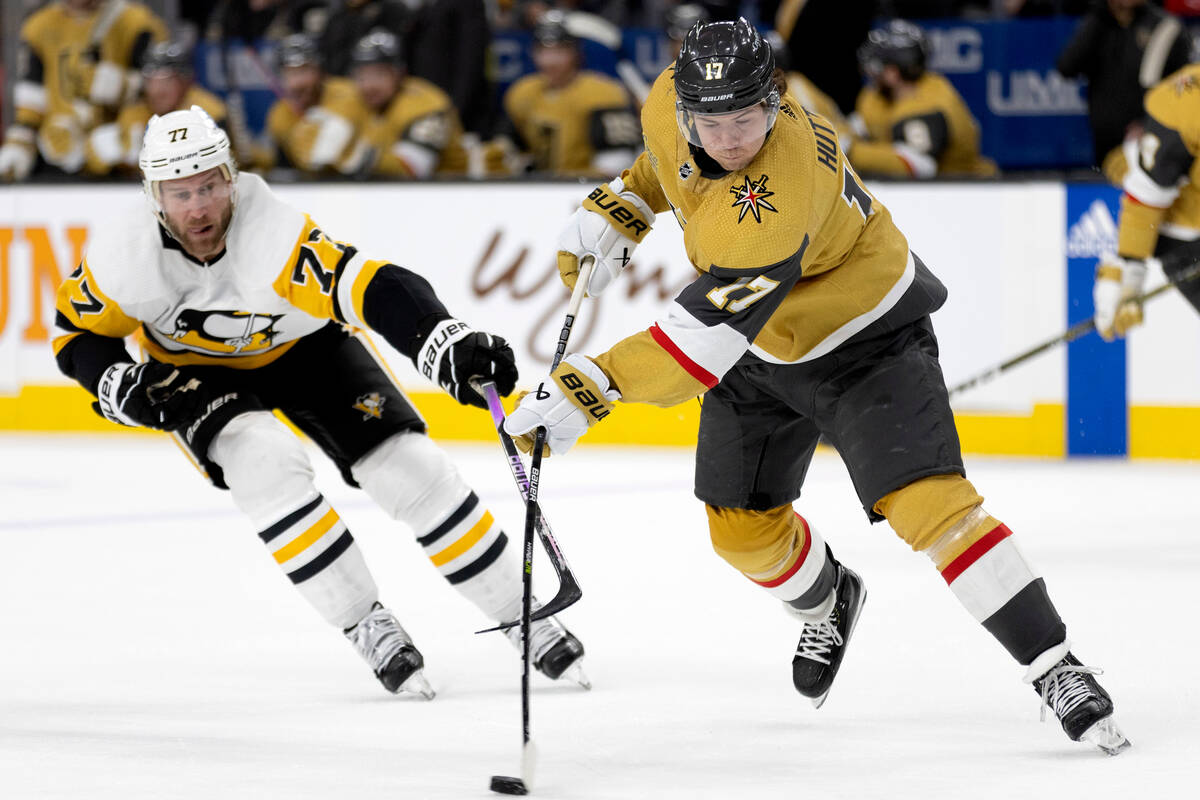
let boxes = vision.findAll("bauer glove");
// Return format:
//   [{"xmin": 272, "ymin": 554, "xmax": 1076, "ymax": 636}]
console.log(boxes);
[
  {"xmin": 557, "ymin": 177, "xmax": 654, "ymax": 297},
  {"xmin": 414, "ymin": 317, "xmax": 518, "ymax": 409},
  {"xmin": 93, "ymin": 361, "xmax": 204, "ymax": 431},
  {"xmin": 1094, "ymin": 256, "xmax": 1149, "ymax": 341},
  {"xmin": 503, "ymin": 354, "xmax": 620, "ymax": 456}
]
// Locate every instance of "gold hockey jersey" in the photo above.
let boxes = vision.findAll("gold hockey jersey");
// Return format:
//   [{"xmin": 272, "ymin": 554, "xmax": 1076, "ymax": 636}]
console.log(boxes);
[
  {"xmin": 53, "ymin": 172, "xmax": 401, "ymax": 372},
  {"xmin": 502, "ymin": 71, "xmax": 641, "ymax": 175},
  {"xmin": 7, "ymin": 1, "xmax": 167, "ymax": 170},
  {"xmin": 852, "ymin": 72, "xmax": 995, "ymax": 179},
  {"xmin": 359, "ymin": 76, "xmax": 468, "ymax": 178},
  {"xmin": 1114, "ymin": 64, "xmax": 1200, "ymax": 259},
  {"xmin": 592, "ymin": 67, "xmax": 946, "ymax": 407},
  {"xmin": 85, "ymin": 85, "xmax": 228, "ymax": 175},
  {"xmin": 786, "ymin": 72, "xmax": 852, "ymax": 147},
  {"xmin": 265, "ymin": 77, "xmax": 371, "ymax": 175}
]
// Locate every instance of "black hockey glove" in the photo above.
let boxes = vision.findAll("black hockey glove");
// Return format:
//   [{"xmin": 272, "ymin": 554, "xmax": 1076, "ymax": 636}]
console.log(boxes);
[
  {"xmin": 414, "ymin": 318, "xmax": 518, "ymax": 409},
  {"xmin": 93, "ymin": 361, "xmax": 205, "ymax": 431}
]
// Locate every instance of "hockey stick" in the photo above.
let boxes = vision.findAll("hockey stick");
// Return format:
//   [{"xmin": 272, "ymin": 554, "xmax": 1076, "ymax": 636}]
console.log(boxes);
[
  {"xmin": 473, "ymin": 380, "xmax": 582, "ymax": 627},
  {"xmin": 489, "ymin": 258, "xmax": 595, "ymax": 798},
  {"xmin": 948, "ymin": 257, "xmax": 1200, "ymax": 398}
]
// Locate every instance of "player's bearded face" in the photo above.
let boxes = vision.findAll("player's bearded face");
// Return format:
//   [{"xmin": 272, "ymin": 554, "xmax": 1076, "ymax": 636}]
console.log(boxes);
[
  {"xmin": 158, "ymin": 168, "xmax": 235, "ymax": 261},
  {"xmin": 692, "ymin": 104, "xmax": 770, "ymax": 171},
  {"xmin": 144, "ymin": 72, "xmax": 188, "ymax": 117}
]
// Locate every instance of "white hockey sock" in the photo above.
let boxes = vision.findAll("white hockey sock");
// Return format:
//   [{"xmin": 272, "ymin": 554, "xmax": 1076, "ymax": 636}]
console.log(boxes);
[{"xmin": 354, "ymin": 432, "xmax": 520, "ymax": 622}]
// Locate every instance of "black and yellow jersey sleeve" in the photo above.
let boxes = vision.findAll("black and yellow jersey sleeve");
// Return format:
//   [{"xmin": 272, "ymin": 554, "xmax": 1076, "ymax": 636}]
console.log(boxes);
[
  {"xmin": 366, "ymin": 76, "xmax": 468, "ymax": 177},
  {"xmin": 852, "ymin": 73, "xmax": 994, "ymax": 179},
  {"xmin": 53, "ymin": 259, "xmax": 141, "ymax": 393},
  {"xmin": 1118, "ymin": 65, "xmax": 1200, "ymax": 259},
  {"xmin": 271, "ymin": 215, "xmax": 449, "ymax": 360}
]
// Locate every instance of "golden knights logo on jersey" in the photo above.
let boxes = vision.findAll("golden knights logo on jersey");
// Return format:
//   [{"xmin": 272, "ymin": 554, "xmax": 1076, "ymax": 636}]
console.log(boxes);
[
  {"xmin": 354, "ymin": 392, "xmax": 386, "ymax": 420},
  {"xmin": 166, "ymin": 310, "xmax": 284, "ymax": 355},
  {"xmin": 729, "ymin": 174, "xmax": 778, "ymax": 223}
]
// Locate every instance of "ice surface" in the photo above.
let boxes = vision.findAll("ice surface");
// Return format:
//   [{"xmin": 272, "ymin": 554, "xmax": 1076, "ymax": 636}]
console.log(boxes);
[{"xmin": 2, "ymin": 434, "xmax": 1196, "ymax": 799}]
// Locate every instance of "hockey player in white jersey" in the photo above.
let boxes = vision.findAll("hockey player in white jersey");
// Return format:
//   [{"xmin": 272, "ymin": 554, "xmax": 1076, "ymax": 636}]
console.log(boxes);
[{"xmin": 52, "ymin": 106, "xmax": 587, "ymax": 696}]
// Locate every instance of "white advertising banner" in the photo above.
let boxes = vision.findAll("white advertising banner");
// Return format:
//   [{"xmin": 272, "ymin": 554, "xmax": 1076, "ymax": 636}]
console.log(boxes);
[{"xmin": 0, "ymin": 180, "xmax": 1076, "ymax": 412}]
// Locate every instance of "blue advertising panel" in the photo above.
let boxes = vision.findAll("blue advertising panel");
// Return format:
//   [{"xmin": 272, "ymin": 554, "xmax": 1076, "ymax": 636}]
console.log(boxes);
[{"xmin": 1065, "ymin": 183, "xmax": 1126, "ymax": 456}]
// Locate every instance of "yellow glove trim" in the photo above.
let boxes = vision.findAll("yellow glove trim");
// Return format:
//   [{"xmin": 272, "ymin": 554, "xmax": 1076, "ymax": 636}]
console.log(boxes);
[
  {"xmin": 581, "ymin": 183, "xmax": 653, "ymax": 244},
  {"xmin": 552, "ymin": 359, "xmax": 616, "ymax": 425},
  {"xmin": 557, "ymin": 251, "xmax": 581, "ymax": 290},
  {"xmin": 1095, "ymin": 264, "xmax": 1123, "ymax": 282}
]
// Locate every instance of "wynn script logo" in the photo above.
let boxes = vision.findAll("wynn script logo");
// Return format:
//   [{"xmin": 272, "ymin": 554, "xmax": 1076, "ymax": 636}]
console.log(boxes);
[{"xmin": 470, "ymin": 231, "xmax": 692, "ymax": 365}]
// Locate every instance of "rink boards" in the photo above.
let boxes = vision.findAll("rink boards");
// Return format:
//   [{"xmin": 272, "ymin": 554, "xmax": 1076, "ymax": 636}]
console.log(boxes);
[{"xmin": 0, "ymin": 179, "xmax": 1194, "ymax": 458}]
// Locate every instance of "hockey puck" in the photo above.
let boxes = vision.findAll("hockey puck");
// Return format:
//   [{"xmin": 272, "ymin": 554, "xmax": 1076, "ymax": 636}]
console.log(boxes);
[{"xmin": 489, "ymin": 775, "xmax": 528, "ymax": 795}]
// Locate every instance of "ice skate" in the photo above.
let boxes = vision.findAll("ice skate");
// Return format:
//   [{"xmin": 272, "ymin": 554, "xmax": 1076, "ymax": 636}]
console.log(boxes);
[
  {"xmin": 1030, "ymin": 651, "xmax": 1130, "ymax": 755},
  {"xmin": 344, "ymin": 602, "xmax": 435, "ymax": 699},
  {"xmin": 504, "ymin": 607, "xmax": 590, "ymax": 689},
  {"xmin": 792, "ymin": 555, "xmax": 866, "ymax": 708}
]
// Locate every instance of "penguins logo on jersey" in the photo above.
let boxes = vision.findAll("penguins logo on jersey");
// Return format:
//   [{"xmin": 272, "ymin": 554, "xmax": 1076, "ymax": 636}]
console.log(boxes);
[
  {"xmin": 354, "ymin": 392, "xmax": 386, "ymax": 420},
  {"xmin": 167, "ymin": 310, "xmax": 284, "ymax": 354},
  {"xmin": 729, "ymin": 174, "xmax": 778, "ymax": 223}
]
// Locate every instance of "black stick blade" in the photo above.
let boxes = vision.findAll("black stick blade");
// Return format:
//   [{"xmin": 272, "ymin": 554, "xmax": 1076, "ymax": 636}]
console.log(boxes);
[{"xmin": 490, "ymin": 775, "xmax": 528, "ymax": 795}]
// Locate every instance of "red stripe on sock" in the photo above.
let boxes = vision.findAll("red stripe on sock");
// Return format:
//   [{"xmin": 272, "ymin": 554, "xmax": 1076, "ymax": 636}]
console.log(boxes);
[
  {"xmin": 649, "ymin": 324, "xmax": 719, "ymax": 388},
  {"xmin": 755, "ymin": 514, "xmax": 813, "ymax": 588},
  {"xmin": 940, "ymin": 523, "xmax": 1012, "ymax": 585}
]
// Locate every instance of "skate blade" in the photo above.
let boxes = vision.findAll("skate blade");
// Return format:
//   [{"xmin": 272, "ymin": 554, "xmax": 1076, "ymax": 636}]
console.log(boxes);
[
  {"xmin": 400, "ymin": 670, "xmax": 437, "ymax": 700},
  {"xmin": 1080, "ymin": 716, "xmax": 1131, "ymax": 756},
  {"xmin": 561, "ymin": 662, "xmax": 592, "ymax": 690}
]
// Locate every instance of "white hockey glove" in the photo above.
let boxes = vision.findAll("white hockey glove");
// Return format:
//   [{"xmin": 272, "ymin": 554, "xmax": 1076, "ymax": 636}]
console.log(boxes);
[
  {"xmin": 557, "ymin": 176, "xmax": 655, "ymax": 297},
  {"xmin": 1094, "ymin": 256, "xmax": 1150, "ymax": 341},
  {"xmin": 0, "ymin": 126, "xmax": 36, "ymax": 182},
  {"xmin": 94, "ymin": 361, "xmax": 204, "ymax": 431},
  {"xmin": 503, "ymin": 354, "xmax": 620, "ymax": 456},
  {"xmin": 414, "ymin": 317, "xmax": 518, "ymax": 409}
]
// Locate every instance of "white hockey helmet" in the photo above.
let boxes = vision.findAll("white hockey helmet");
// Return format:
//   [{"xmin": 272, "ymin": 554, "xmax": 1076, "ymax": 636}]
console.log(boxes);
[{"xmin": 139, "ymin": 105, "xmax": 238, "ymax": 225}]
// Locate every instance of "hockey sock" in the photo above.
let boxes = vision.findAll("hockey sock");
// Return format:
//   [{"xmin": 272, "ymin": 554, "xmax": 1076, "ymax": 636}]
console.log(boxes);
[
  {"xmin": 707, "ymin": 505, "xmax": 837, "ymax": 620},
  {"xmin": 354, "ymin": 432, "xmax": 519, "ymax": 621}
]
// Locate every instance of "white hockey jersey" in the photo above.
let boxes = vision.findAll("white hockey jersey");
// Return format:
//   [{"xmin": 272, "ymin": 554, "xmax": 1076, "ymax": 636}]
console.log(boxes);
[{"xmin": 54, "ymin": 173, "xmax": 396, "ymax": 371}]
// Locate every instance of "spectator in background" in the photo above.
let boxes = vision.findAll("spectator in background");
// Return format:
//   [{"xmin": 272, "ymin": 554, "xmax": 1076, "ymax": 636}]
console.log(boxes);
[
  {"xmin": 1057, "ymin": 0, "xmax": 1190, "ymax": 176},
  {"xmin": 200, "ymin": 0, "xmax": 327, "ymax": 43},
  {"xmin": 317, "ymin": 0, "xmax": 412, "ymax": 77},
  {"xmin": 0, "ymin": 0, "xmax": 167, "ymax": 182},
  {"xmin": 263, "ymin": 33, "xmax": 372, "ymax": 175},
  {"xmin": 85, "ymin": 40, "xmax": 232, "ymax": 177},
  {"xmin": 501, "ymin": 11, "xmax": 641, "ymax": 176},
  {"xmin": 852, "ymin": 19, "xmax": 996, "ymax": 178},
  {"xmin": 350, "ymin": 31, "xmax": 469, "ymax": 177},
  {"xmin": 770, "ymin": 0, "xmax": 875, "ymax": 114},
  {"xmin": 664, "ymin": 3, "xmax": 710, "ymax": 60},
  {"xmin": 404, "ymin": 0, "xmax": 496, "ymax": 137},
  {"xmin": 764, "ymin": 30, "xmax": 855, "ymax": 149}
]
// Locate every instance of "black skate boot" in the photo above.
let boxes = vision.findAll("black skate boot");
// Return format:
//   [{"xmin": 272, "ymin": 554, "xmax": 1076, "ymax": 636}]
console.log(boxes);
[
  {"xmin": 504, "ymin": 607, "xmax": 590, "ymax": 689},
  {"xmin": 1031, "ymin": 651, "xmax": 1130, "ymax": 755},
  {"xmin": 792, "ymin": 553, "xmax": 866, "ymax": 708},
  {"xmin": 344, "ymin": 602, "xmax": 435, "ymax": 699}
]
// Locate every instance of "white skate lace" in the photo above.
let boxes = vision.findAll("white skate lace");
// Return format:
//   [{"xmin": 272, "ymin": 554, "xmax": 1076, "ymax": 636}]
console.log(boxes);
[
  {"xmin": 795, "ymin": 610, "xmax": 843, "ymax": 666},
  {"xmin": 345, "ymin": 605, "xmax": 414, "ymax": 672},
  {"xmin": 1039, "ymin": 662, "xmax": 1103, "ymax": 723},
  {"xmin": 504, "ymin": 613, "xmax": 568, "ymax": 664}
]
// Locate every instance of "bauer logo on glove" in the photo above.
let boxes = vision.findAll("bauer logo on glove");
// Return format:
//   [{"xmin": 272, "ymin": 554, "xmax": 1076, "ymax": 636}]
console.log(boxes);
[{"xmin": 504, "ymin": 354, "xmax": 620, "ymax": 456}]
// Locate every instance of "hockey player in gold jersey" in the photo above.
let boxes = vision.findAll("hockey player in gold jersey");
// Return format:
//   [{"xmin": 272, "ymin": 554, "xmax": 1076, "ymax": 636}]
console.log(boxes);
[
  {"xmin": 349, "ymin": 31, "xmax": 469, "ymax": 178},
  {"xmin": 502, "ymin": 11, "xmax": 642, "ymax": 177},
  {"xmin": 1094, "ymin": 63, "xmax": 1200, "ymax": 340},
  {"xmin": 0, "ymin": 0, "xmax": 167, "ymax": 180},
  {"xmin": 264, "ymin": 34, "xmax": 372, "ymax": 175},
  {"xmin": 85, "ymin": 40, "xmax": 229, "ymax": 176},
  {"xmin": 52, "ymin": 107, "xmax": 587, "ymax": 696},
  {"xmin": 851, "ymin": 20, "xmax": 995, "ymax": 179},
  {"xmin": 505, "ymin": 19, "xmax": 1128, "ymax": 753}
]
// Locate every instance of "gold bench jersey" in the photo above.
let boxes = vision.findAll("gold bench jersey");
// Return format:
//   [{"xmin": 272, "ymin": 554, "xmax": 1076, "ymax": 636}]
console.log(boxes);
[
  {"xmin": 1115, "ymin": 64, "xmax": 1200, "ymax": 259},
  {"xmin": 786, "ymin": 71, "xmax": 852, "ymax": 147},
  {"xmin": 852, "ymin": 72, "xmax": 995, "ymax": 179},
  {"xmin": 503, "ymin": 70, "xmax": 641, "ymax": 175},
  {"xmin": 85, "ymin": 85, "xmax": 228, "ymax": 175},
  {"xmin": 265, "ymin": 77, "xmax": 371, "ymax": 174},
  {"xmin": 593, "ymin": 67, "xmax": 947, "ymax": 407},
  {"xmin": 9, "ymin": 0, "xmax": 167, "ymax": 169},
  {"xmin": 54, "ymin": 173, "xmax": 398, "ymax": 371},
  {"xmin": 360, "ymin": 76, "xmax": 468, "ymax": 177}
]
